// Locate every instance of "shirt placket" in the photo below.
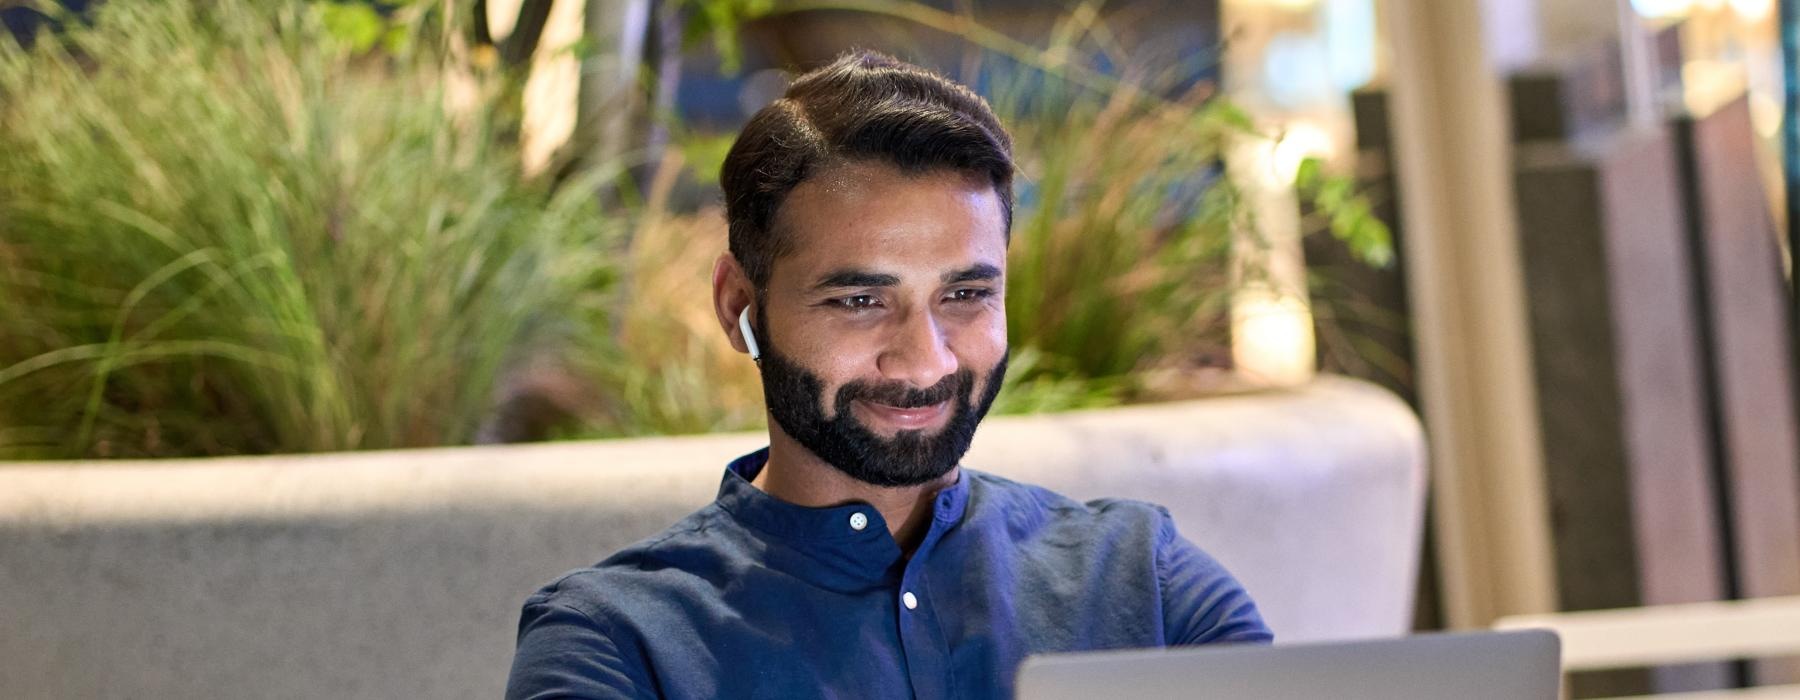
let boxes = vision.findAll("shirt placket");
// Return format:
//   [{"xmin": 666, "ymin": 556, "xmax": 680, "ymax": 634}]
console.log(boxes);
[{"xmin": 894, "ymin": 492, "xmax": 959, "ymax": 698}]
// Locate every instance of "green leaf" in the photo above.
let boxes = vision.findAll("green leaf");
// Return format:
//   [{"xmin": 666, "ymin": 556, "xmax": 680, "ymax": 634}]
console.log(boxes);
[
  {"xmin": 381, "ymin": 25, "xmax": 411, "ymax": 55},
  {"xmin": 1293, "ymin": 156, "xmax": 1324, "ymax": 190},
  {"xmin": 1200, "ymin": 99, "xmax": 1258, "ymax": 134},
  {"xmin": 676, "ymin": 132, "xmax": 737, "ymax": 186},
  {"xmin": 679, "ymin": 0, "xmax": 780, "ymax": 75},
  {"xmin": 563, "ymin": 36, "xmax": 599, "ymax": 61},
  {"xmin": 315, "ymin": 3, "xmax": 384, "ymax": 53}
]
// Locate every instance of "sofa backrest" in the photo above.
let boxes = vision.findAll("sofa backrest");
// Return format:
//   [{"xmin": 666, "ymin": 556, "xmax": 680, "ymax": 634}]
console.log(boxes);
[{"xmin": 0, "ymin": 376, "xmax": 1424, "ymax": 700}]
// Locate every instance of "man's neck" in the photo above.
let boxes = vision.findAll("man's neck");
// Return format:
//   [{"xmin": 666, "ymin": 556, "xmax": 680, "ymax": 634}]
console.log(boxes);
[{"xmin": 751, "ymin": 426, "xmax": 957, "ymax": 554}]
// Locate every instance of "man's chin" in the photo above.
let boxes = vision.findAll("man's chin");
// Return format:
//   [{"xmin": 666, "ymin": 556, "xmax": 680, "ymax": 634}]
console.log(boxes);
[{"xmin": 803, "ymin": 418, "xmax": 970, "ymax": 487}]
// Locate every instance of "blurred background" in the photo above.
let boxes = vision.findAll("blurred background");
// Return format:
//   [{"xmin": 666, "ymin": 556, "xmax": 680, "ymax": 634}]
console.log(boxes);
[{"xmin": 1, "ymin": 0, "xmax": 1798, "ymax": 697}]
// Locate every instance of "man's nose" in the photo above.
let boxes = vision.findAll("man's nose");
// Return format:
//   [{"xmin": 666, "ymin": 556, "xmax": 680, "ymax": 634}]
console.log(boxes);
[{"xmin": 878, "ymin": 307, "xmax": 958, "ymax": 390}]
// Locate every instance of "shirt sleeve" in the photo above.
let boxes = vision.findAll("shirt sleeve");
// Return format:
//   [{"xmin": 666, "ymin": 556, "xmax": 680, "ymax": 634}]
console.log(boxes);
[
  {"xmin": 505, "ymin": 596, "xmax": 658, "ymax": 700},
  {"xmin": 1153, "ymin": 509, "xmax": 1276, "ymax": 646}
]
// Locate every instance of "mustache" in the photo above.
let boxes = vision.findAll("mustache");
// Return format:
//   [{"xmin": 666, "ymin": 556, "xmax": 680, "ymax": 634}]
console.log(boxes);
[{"xmin": 837, "ymin": 369, "xmax": 971, "ymax": 409}]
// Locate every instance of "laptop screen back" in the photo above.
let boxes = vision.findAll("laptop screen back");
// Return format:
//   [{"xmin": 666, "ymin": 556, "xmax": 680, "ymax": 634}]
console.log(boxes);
[{"xmin": 1016, "ymin": 629, "xmax": 1561, "ymax": 700}]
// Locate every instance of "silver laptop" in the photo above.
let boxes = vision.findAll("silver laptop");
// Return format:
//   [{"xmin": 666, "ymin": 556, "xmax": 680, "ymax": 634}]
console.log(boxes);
[{"xmin": 1015, "ymin": 630, "xmax": 1561, "ymax": 700}]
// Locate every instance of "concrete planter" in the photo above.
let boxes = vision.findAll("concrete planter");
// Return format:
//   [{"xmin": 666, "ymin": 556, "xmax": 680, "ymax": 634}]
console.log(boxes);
[{"xmin": 0, "ymin": 375, "xmax": 1423, "ymax": 700}]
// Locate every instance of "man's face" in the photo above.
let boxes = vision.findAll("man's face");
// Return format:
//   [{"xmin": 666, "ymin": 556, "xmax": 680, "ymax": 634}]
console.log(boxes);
[{"xmin": 755, "ymin": 160, "xmax": 1009, "ymax": 488}]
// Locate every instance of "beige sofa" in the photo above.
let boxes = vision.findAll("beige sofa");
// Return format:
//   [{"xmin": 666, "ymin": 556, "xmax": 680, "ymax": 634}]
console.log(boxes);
[{"xmin": 0, "ymin": 376, "xmax": 1425, "ymax": 699}]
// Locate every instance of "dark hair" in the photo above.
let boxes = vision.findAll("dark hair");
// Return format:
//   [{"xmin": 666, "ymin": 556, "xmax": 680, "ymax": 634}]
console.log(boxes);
[{"xmin": 720, "ymin": 50, "xmax": 1015, "ymax": 290}]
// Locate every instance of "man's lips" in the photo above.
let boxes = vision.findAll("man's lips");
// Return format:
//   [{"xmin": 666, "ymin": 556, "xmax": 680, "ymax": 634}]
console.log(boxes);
[{"xmin": 853, "ymin": 398, "xmax": 951, "ymax": 431}]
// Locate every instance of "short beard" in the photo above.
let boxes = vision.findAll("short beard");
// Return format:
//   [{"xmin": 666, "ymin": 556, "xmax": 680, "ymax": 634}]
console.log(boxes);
[{"xmin": 755, "ymin": 315, "xmax": 1007, "ymax": 488}]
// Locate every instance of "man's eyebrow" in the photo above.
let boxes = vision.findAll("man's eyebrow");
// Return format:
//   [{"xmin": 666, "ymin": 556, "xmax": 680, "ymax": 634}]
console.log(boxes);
[
  {"xmin": 943, "ymin": 263, "xmax": 1002, "ymax": 285},
  {"xmin": 811, "ymin": 270, "xmax": 901, "ymax": 290}
]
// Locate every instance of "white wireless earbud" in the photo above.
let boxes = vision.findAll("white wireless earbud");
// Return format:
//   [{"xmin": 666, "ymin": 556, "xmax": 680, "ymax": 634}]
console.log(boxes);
[{"xmin": 737, "ymin": 307, "xmax": 761, "ymax": 362}]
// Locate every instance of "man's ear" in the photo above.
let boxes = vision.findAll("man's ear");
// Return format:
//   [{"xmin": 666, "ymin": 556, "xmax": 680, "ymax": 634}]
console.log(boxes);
[{"xmin": 712, "ymin": 253, "xmax": 755, "ymax": 356}]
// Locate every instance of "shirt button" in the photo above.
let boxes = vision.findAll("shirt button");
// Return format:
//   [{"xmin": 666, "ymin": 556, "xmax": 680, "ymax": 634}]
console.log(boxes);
[
  {"xmin": 849, "ymin": 512, "xmax": 868, "ymax": 531},
  {"xmin": 902, "ymin": 591, "xmax": 918, "ymax": 610}
]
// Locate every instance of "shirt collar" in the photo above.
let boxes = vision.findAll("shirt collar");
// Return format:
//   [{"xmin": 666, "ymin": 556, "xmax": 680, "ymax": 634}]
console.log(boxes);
[{"xmin": 713, "ymin": 448, "xmax": 971, "ymax": 571}]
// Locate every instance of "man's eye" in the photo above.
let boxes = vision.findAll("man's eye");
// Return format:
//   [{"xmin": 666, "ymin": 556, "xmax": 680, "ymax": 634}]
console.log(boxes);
[
  {"xmin": 832, "ymin": 295, "xmax": 881, "ymax": 310},
  {"xmin": 948, "ymin": 288, "xmax": 995, "ymax": 303}
]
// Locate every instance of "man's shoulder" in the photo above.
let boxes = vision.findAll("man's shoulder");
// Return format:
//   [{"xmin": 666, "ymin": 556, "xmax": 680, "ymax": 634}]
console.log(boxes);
[
  {"xmin": 963, "ymin": 468, "xmax": 1175, "ymax": 542},
  {"xmin": 507, "ymin": 509, "xmax": 742, "ymax": 700},
  {"xmin": 962, "ymin": 469, "xmax": 1274, "ymax": 646}
]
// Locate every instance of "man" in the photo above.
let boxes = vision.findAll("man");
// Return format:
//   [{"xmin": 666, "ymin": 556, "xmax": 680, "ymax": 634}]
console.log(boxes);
[{"xmin": 506, "ymin": 50, "xmax": 1271, "ymax": 700}]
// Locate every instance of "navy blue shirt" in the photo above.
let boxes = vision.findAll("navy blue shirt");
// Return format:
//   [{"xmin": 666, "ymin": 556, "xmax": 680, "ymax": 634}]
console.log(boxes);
[{"xmin": 506, "ymin": 448, "xmax": 1272, "ymax": 699}]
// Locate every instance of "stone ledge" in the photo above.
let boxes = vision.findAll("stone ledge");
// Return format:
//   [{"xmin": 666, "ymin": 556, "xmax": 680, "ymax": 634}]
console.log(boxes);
[{"xmin": 0, "ymin": 375, "xmax": 1424, "ymax": 700}]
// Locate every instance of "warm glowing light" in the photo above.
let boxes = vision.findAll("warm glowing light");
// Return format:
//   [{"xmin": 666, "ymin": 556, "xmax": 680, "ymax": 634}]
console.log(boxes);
[
  {"xmin": 520, "ymin": 0, "xmax": 585, "ymax": 176},
  {"xmin": 1232, "ymin": 293, "xmax": 1318, "ymax": 387},
  {"xmin": 1630, "ymin": 0, "xmax": 1694, "ymax": 18},
  {"xmin": 1728, "ymin": 0, "xmax": 1774, "ymax": 21},
  {"xmin": 1682, "ymin": 59, "xmax": 1748, "ymax": 116},
  {"xmin": 1751, "ymin": 93, "xmax": 1783, "ymax": 139},
  {"xmin": 487, "ymin": 0, "xmax": 523, "ymax": 39},
  {"xmin": 1272, "ymin": 122, "xmax": 1337, "ymax": 184},
  {"xmin": 1226, "ymin": 136, "xmax": 1317, "ymax": 388},
  {"xmin": 1234, "ymin": 0, "xmax": 1320, "ymax": 9}
]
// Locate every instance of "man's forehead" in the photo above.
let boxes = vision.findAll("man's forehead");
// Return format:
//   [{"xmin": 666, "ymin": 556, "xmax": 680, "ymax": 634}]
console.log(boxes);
[
  {"xmin": 774, "ymin": 161, "xmax": 998, "ymax": 225},
  {"xmin": 769, "ymin": 162, "xmax": 1007, "ymax": 288}
]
